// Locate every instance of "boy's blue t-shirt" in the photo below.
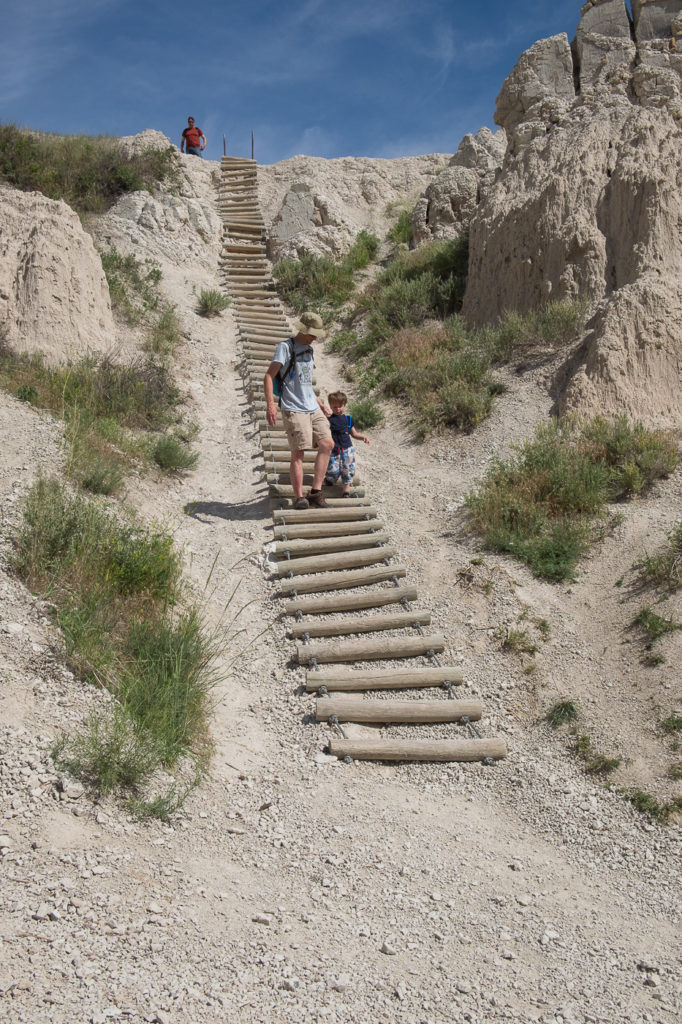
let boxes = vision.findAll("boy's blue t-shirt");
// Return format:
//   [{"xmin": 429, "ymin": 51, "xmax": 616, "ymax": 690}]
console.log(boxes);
[{"xmin": 329, "ymin": 413, "xmax": 353, "ymax": 450}]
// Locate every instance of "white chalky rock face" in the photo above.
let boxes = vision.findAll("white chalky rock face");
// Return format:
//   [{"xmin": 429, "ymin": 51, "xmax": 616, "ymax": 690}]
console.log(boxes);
[
  {"xmin": 0, "ymin": 185, "xmax": 115, "ymax": 365},
  {"xmin": 461, "ymin": 0, "xmax": 682, "ymax": 428}
]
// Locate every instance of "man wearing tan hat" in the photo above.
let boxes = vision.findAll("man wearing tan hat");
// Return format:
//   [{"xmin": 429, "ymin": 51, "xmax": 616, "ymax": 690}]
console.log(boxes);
[{"xmin": 264, "ymin": 312, "xmax": 333, "ymax": 510}]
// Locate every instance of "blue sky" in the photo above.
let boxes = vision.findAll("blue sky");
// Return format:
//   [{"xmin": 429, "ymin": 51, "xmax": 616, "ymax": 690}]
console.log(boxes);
[{"xmin": 5, "ymin": 0, "xmax": 584, "ymax": 164}]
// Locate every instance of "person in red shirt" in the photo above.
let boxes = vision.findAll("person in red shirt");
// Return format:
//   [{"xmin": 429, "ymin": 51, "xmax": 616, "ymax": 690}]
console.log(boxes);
[{"xmin": 181, "ymin": 117, "xmax": 206, "ymax": 157}]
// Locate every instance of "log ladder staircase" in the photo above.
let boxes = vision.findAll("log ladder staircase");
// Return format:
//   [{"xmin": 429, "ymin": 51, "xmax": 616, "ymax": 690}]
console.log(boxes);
[{"xmin": 218, "ymin": 156, "xmax": 507, "ymax": 766}]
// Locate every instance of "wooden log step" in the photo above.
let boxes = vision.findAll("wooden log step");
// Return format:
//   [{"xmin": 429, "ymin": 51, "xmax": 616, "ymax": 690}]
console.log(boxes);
[
  {"xmin": 277, "ymin": 545, "xmax": 394, "ymax": 578},
  {"xmin": 280, "ymin": 564, "xmax": 405, "ymax": 596},
  {"xmin": 224, "ymin": 245, "xmax": 267, "ymax": 254},
  {"xmin": 271, "ymin": 498, "xmax": 369, "ymax": 510},
  {"xmin": 267, "ymin": 452, "xmax": 319, "ymax": 465},
  {"xmin": 328, "ymin": 738, "xmax": 507, "ymax": 763},
  {"xmin": 267, "ymin": 472, "xmax": 361, "ymax": 488},
  {"xmin": 291, "ymin": 608, "xmax": 430, "ymax": 639},
  {"xmin": 274, "ymin": 507, "xmax": 377, "ymax": 523},
  {"xmin": 296, "ymin": 633, "xmax": 445, "ymax": 665},
  {"xmin": 261, "ymin": 438, "xmax": 313, "ymax": 451},
  {"xmin": 283, "ymin": 584, "xmax": 416, "ymax": 617},
  {"xmin": 275, "ymin": 531, "xmax": 387, "ymax": 559},
  {"xmin": 316, "ymin": 697, "xmax": 482, "ymax": 724},
  {"xmin": 306, "ymin": 665, "xmax": 463, "ymax": 692},
  {"xmin": 264, "ymin": 459, "xmax": 317, "ymax": 471},
  {"xmin": 270, "ymin": 486, "xmax": 365, "ymax": 500}
]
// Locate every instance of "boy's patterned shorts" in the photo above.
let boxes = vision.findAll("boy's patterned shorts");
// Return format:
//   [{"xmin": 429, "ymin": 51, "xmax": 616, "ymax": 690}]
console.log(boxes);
[{"xmin": 326, "ymin": 445, "xmax": 355, "ymax": 485}]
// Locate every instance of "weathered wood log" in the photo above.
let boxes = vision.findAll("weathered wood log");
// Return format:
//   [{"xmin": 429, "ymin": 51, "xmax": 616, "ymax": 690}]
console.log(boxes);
[
  {"xmin": 264, "ymin": 459, "xmax": 317, "ymax": 472},
  {"xmin": 290, "ymin": 608, "xmax": 430, "ymax": 639},
  {"xmin": 273, "ymin": 507, "xmax": 377, "ymax": 523},
  {"xmin": 283, "ymin": 584, "xmax": 415, "ymax": 617},
  {"xmin": 280, "ymin": 564, "xmax": 405, "ymax": 595},
  {"xmin": 274, "ymin": 520, "xmax": 384, "ymax": 540},
  {"xmin": 270, "ymin": 484, "xmax": 366, "ymax": 499},
  {"xmin": 277, "ymin": 545, "xmax": 394, "ymax": 578},
  {"xmin": 306, "ymin": 665, "xmax": 463, "ymax": 691},
  {"xmin": 275, "ymin": 532, "xmax": 388, "ymax": 559},
  {"xmin": 328, "ymin": 738, "xmax": 507, "ymax": 763},
  {"xmin": 271, "ymin": 497, "xmax": 371, "ymax": 511},
  {"xmin": 267, "ymin": 471, "xmax": 362, "ymax": 487},
  {"xmin": 261, "ymin": 438, "xmax": 315, "ymax": 451},
  {"xmin": 316, "ymin": 697, "xmax": 482, "ymax": 723},
  {"xmin": 296, "ymin": 633, "xmax": 445, "ymax": 664}
]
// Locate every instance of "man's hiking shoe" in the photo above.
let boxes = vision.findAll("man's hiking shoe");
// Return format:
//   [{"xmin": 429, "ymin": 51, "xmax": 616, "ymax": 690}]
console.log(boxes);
[
  {"xmin": 306, "ymin": 490, "xmax": 329, "ymax": 508},
  {"xmin": 293, "ymin": 496, "xmax": 309, "ymax": 510}
]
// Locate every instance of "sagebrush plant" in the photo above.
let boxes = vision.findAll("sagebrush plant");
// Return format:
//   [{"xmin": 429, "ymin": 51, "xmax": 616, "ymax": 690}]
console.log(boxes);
[
  {"xmin": 14, "ymin": 478, "xmax": 221, "ymax": 811},
  {"xmin": 0, "ymin": 123, "xmax": 177, "ymax": 213},
  {"xmin": 196, "ymin": 289, "xmax": 231, "ymax": 318},
  {"xmin": 575, "ymin": 734, "xmax": 622, "ymax": 776},
  {"xmin": 146, "ymin": 305, "xmax": 182, "ymax": 355},
  {"xmin": 466, "ymin": 416, "xmax": 678, "ymax": 581}
]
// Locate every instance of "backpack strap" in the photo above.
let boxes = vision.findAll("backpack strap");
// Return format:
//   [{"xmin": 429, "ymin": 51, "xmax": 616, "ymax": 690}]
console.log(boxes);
[{"xmin": 276, "ymin": 338, "xmax": 296, "ymax": 408}]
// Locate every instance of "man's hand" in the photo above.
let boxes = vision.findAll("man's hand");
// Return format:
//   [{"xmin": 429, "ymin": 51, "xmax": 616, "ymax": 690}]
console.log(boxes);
[{"xmin": 266, "ymin": 401, "xmax": 278, "ymax": 428}]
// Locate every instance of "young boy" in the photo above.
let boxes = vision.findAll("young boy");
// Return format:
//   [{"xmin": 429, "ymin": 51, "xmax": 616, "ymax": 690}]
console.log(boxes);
[{"xmin": 324, "ymin": 391, "xmax": 370, "ymax": 497}]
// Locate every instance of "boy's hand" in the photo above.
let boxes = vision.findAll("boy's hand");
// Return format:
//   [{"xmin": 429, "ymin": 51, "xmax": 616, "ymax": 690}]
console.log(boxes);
[{"xmin": 362, "ymin": 435, "xmax": 370, "ymax": 444}]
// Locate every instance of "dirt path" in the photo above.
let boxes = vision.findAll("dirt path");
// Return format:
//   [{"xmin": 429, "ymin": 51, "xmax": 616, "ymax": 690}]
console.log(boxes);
[{"xmin": 1, "ymin": 162, "xmax": 680, "ymax": 1024}]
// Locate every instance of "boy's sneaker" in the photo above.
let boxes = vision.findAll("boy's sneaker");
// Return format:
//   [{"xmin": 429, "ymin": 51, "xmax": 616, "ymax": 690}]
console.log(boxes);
[
  {"xmin": 306, "ymin": 490, "xmax": 329, "ymax": 508},
  {"xmin": 324, "ymin": 476, "xmax": 336, "ymax": 487},
  {"xmin": 293, "ymin": 496, "xmax": 309, "ymax": 510}
]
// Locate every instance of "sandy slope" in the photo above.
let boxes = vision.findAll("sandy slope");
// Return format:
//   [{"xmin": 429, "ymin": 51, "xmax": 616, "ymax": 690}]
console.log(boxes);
[{"xmin": 0, "ymin": 162, "xmax": 680, "ymax": 1024}]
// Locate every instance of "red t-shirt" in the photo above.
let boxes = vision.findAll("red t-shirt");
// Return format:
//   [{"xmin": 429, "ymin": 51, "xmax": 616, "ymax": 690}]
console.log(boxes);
[{"xmin": 182, "ymin": 126, "xmax": 203, "ymax": 148}]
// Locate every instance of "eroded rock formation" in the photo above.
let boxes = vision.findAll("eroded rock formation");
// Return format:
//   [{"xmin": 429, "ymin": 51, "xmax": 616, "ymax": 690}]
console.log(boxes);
[
  {"xmin": 0, "ymin": 186, "xmax": 114, "ymax": 364},
  {"xmin": 462, "ymin": 0, "xmax": 682, "ymax": 427},
  {"xmin": 411, "ymin": 128, "xmax": 506, "ymax": 245},
  {"xmin": 257, "ymin": 154, "xmax": 452, "ymax": 260}
]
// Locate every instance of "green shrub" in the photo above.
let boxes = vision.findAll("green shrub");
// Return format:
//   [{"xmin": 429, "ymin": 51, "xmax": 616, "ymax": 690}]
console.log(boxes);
[
  {"xmin": 345, "ymin": 230, "xmax": 380, "ymax": 270},
  {"xmin": 387, "ymin": 208, "xmax": 414, "ymax": 245},
  {"xmin": 100, "ymin": 247, "xmax": 162, "ymax": 325},
  {"xmin": 146, "ymin": 305, "xmax": 182, "ymax": 354},
  {"xmin": 0, "ymin": 123, "xmax": 177, "ymax": 214},
  {"xmin": 197, "ymin": 289, "xmax": 231, "ymax": 318},
  {"xmin": 466, "ymin": 417, "xmax": 678, "ymax": 581},
  {"xmin": 347, "ymin": 397, "xmax": 384, "ymax": 429},
  {"xmin": 153, "ymin": 434, "xmax": 199, "ymax": 472},
  {"xmin": 661, "ymin": 716, "xmax": 682, "ymax": 734},
  {"xmin": 575, "ymin": 734, "xmax": 622, "ymax": 776},
  {"xmin": 15, "ymin": 479, "xmax": 218, "ymax": 810},
  {"xmin": 274, "ymin": 253, "xmax": 354, "ymax": 312},
  {"xmin": 16, "ymin": 383, "xmax": 38, "ymax": 403}
]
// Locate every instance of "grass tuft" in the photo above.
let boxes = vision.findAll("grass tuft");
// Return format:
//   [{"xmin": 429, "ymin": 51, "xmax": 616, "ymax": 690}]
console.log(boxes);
[
  {"xmin": 633, "ymin": 607, "xmax": 682, "ymax": 649},
  {"xmin": 547, "ymin": 700, "xmax": 578, "ymax": 728},
  {"xmin": 466, "ymin": 416, "xmax": 678, "ymax": 581},
  {"xmin": 635, "ymin": 520, "xmax": 682, "ymax": 593},
  {"xmin": 0, "ymin": 123, "xmax": 177, "ymax": 214},
  {"xmin": 196, "ymin": 289, "xmax": 231, "ymax": 318}
]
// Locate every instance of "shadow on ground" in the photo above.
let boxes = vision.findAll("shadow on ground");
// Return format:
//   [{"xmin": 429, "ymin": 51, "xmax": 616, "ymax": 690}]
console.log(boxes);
[{"xmin": 183, "ymin": 498, "xmax": 271, "ymax": 522}]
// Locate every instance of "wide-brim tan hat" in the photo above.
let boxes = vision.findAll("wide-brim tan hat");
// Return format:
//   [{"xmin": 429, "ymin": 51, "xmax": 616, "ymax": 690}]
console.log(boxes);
[{"xmin": 292, "ymin": 311, "xmax": 326, "ymax": 339}]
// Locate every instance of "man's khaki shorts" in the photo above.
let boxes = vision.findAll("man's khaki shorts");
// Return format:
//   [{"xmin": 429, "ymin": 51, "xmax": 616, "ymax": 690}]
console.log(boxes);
[{"xmin": 281, "ymin": 408, "xmax": 331, "ymax": 452}]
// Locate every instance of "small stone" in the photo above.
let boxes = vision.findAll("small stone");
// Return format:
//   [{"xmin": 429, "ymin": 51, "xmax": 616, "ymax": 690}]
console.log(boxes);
[
  {"xmin": 226, "ymin": 826, "xmax": 245, "ymax": 835},
  {"xmin": 331, "ymin": 973, "xmax": 350, "ymax": 992},
  {"xmin": 380, "ymin": 940, "xmax": 397, "ymax": 955},
  {"xmin": 0, "ymin": 834, "xmax": 12, "ymax": 848},
  {"xmin": 252, "ymin": 913, "xmax": 271, "ymax": 925},
  {"xmin": 33, "ymin": 902, "xmax": 51, "ymax": 921},
  {"xmin": 430, "ymin": 891, "xmax": 442, "ymax": 902},
  {"xmin": 282, "ymin": 979, "xmax": 298, "ymax": 991},
  {"xmin": 456, "ymin": 981, "xmax": 472, "ymax": 994}
]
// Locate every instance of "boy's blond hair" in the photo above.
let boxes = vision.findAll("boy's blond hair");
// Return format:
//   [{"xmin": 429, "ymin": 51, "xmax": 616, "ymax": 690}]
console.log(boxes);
[{"xmin": 327, "ymin": 391, "xmax": 347, "ymax": 406}]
